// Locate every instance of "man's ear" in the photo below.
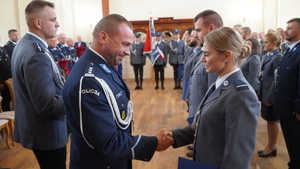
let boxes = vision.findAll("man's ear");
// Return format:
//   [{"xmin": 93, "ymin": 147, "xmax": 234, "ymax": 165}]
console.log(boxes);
[
  {"xmin": 98, "ymin": 31, "xmax": 107, "ymax": 45},
  {"xmin": 209, "ymin": 24, "xmax": 216, "ymax": 31},
  {"xmin": 34, "ymin": 18, "xmax": 42, "ymax": 29}
]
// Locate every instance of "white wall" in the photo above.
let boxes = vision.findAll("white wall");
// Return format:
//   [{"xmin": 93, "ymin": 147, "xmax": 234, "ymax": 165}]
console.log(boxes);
[{"xmin": 0, "ymin": 0, "xmax": 102, "ymax": 46}]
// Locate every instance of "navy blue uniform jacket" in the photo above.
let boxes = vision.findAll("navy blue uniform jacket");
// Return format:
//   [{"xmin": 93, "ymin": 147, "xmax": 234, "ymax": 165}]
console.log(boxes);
[
  {"xmin": 63, "ymin": 48, "xmax": 157, "ymax": 169},
  {"xmin": 274, "ymin": 42, "xmax": 300, "ymax": 117}
]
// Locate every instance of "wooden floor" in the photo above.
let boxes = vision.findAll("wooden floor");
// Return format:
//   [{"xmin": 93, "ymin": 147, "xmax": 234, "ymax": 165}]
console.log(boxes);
[{"xmin": 0, "ymin": 79, "xmax": 290, "ymax": 169}]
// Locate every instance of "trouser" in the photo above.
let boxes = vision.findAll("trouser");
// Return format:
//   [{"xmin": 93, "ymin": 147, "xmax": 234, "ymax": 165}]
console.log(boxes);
[
  {"xmin": 0, "ymin": 83, "xmax": 11, "ymax": 111},
  {"xmin": 154, "ymin": 65, "xmax": 164, "ymax": 86},
  {"xmin": 33, "ymin": 146, "xmax": 67, "ymax": 169},
  {"xmin": 133, "ymin": 64, "xmax": 144, "ymax": 83},
  {"xmin": 280, "ymin": 116, "xmax": 300, "ymax": 169}
]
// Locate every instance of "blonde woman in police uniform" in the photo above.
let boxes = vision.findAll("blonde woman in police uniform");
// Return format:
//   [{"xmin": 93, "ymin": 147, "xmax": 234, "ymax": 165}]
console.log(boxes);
[{"xmin": 168, "ymin": 27, "xmax": 260, "ymax": 169}]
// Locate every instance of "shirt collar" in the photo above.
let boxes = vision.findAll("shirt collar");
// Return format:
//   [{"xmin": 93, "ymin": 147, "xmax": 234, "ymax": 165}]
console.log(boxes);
[
  {"xmin": 27, "ymin": 31, "xmax": 48, "ymax": 48},
  {"xmin": 288, "ymin": 40, "xmax": 300, "ymax": 51},
  {"xmin": 89, "ymin": 46, "xmax": 108, "ymax": 64},
  {"xmin": 9, "ymin": 40, "xmax": 17, "ymax": 45},
  {"xmin": 215, "ymin": 68, "xmax": 240, "ymax": 89}
]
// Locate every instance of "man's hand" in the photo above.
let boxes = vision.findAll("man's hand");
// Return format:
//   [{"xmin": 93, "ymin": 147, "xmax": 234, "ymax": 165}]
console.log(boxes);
[{"xmin": 155, "ymin": 129, "xmax": 174, "ymax": 151}]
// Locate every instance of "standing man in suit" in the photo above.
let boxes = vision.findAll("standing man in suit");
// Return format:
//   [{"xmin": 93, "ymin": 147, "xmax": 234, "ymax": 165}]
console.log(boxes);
[
  {"xmin": 63, "ymin": 14, "xmax": 173, "ymax": 169},
  {"xmin": 11, "ymin": 1, "xmax": 68, "ymax": 169},
  {"xmin": 153, "ymin": 32, "xmax": 168, "ymax": 90},
  {"xmin": 274, "ymin": 18, "xmax": 300, "ymax": 169},
  {"xmin": 130, "ymin": 33, "xmax": 146, "ymax": 90},
  {"xmin": 169, "ymin": 29, "xmax": 185, "ymax": 89},
  {"xmin": 74, "ymin": 35, "xmax": 87, "ymax": 48},
  {"xmin": 3, "ymin": 29, "xmax": 19, "ymax": 59},
  {"xmin": 0, "ymin": 47, "xmax": 12, "ymax": 111}
]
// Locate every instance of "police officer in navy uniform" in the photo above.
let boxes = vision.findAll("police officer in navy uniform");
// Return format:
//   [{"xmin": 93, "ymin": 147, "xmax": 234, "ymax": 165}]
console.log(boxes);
[
  {"xmin": 130, "ymin": 33, "xmax": 146, "ymax": 90},
  {"xmin": 11, "ymin": 1, "xmax": 68, "ymax": 168},
  {"xmin": 57, "ymin": 33, "xmax": 69, "ymax": 58},
  {"xmin": 66, "ymin": 37, "xmax": 76, "ymax": 69},
  {"xmin": 0, "ymin": 47, "xmax": 12, "ymax": 111},
  {"xmin": 63, "ymin": 14, "xmax": 174, "ymax": 169},
  {"xmin": 274, "ymin": 18, "xmax": 300, "ymax": 169},
  {"xmin": 47, "ymin": 37, "xmax": 66, "ymax": 62},
  {"xmin": 3, "ymin": 29, "xmax": 19, "ymax": 59},
  {"xmin": 153, "ymin": 32, "xmax": 168, "ymax": 90},
  {"xmin": 169, "ymin": 29, "xmax": 186, "ymax": 89}
]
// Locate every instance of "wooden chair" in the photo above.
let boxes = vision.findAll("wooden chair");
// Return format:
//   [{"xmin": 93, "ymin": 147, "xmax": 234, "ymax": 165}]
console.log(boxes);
[
  {"xmin": 0, "ymin": 119, "xmax": 11, "ymax": 149},
  {"xmin": 4, "ymin": 78, "xmax": 14, "ymax": 110}
]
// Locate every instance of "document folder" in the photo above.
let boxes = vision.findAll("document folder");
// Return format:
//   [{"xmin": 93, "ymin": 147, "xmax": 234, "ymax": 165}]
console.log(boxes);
[{"xmin": 178, "ymin": 157, "xmax": 221, "ymax": 169}]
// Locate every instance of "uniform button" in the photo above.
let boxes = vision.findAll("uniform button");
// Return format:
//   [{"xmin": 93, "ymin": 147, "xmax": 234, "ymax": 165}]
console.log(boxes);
[
  {"xmin": 122, "ymin": 104, "xmax": 124, "ymax": 107},
  {"xmin": 287, "ymin": 67, "xmax": 289, "ymax": 69}
]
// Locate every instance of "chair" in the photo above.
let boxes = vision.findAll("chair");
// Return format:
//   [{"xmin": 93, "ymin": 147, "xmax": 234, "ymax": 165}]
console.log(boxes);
[
  {"xmin": 4, "ymin": 78, "xmax": 14, "ymax": 110},
  {"xmin": 0, "ymin": 119, "xmax": 11, "ymax": 149}
]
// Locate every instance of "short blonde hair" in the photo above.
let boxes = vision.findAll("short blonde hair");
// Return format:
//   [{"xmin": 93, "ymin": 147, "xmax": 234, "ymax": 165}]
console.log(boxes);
[{"xmin": 204, "ymin": 27, "xmax": 251, "ymax": 63}]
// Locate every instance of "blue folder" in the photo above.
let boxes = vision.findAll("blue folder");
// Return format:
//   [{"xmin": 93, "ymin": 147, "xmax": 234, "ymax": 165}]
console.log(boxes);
[
  {"xmin": 178, "ymin": 157, "xmax": 221, "ymax": 169},
  {"xmin": 178, "ymin": 65, "xmax": 184, "ymax": 79}
]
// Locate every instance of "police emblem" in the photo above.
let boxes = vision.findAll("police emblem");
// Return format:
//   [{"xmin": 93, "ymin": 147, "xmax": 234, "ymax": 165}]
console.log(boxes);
[
  {"xmin": 222, "ymin": 79, "xmax": 231, "ymax": 87},
  {"xmin": 121, "ymin": 111, "xmax": 126, "ymax": 120},
  {"xmin": 292, "ymin": 47, "xmax": 298, "ymax": 52}
]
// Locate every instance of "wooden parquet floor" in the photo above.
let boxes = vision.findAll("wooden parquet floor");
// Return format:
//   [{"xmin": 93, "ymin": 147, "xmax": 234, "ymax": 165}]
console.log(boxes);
[{"xmin": 0, "ymin": 79, "xmax": 290, "ymax": 169}]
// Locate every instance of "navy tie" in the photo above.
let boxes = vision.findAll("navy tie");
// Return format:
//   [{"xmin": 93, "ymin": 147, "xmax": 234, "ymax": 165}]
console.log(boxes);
[{"xmin": 207, "ymin": 83, "xmax": 216, "ymax": 97}]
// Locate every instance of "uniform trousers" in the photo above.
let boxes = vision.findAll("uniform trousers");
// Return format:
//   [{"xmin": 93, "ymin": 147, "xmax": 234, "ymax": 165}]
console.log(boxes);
[
  {"xmin": 280, "ymin": 116, "xmax": 300, "ymax": 169},
  {"xmin": 33, "ymin": 146, "xmax": 66, "ymax": 169},
  {"xmin": 154, "ymin": 65, "xmax": 164, "ymax": 81},
  {"xmin": 133, "ymin": 64, "xmax": 144, "ymax": 82}
]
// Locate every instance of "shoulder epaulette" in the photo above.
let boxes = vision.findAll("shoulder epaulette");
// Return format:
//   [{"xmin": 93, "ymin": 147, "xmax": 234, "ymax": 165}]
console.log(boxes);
[
  {"xmin": 233, "ymin": 79, "xmax": 249, "ymax": 91},
  {"xmin": 32, "ymin": 42, "xmax": 45, "ymax": 53}
]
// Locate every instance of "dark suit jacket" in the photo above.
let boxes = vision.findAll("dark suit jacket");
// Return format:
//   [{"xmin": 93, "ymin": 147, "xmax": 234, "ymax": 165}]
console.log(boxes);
[
  {"xmin": 11, "ymin": 33, "xmax": 67, "ymax": 150},
  {"xmin": 274, "ymin": 42, "xmax": 300, "ymax": 117},
  {"xmin": 172, "ymin": 70, "xmax": 259, "ymax": 169},
  {"xmin": 240, "ymin": 54, "xmax": 260, "ymax": 91},
  {"xmin": 258, "ymin": 50, "xmax": 282, "ymax": 103},
  {"xmin": 3, "ymin": 41, "xmax": 16, "ymax": 59},
  {"xmin": 0, "ymin": 47, "xmax": 11, "ymax": 84},
  {"xmin": 63, "ymin": 48, "xmax": 157, "ymax": 169},
  {"xmin": 74, "ymin": 41, "xmax": 87, "ymax": 48}
]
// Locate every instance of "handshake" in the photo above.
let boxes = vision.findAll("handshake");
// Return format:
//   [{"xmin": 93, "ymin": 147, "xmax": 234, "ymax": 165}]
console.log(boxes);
[{"xmin": 155, "ymin": 129, "xmax": 174, "ymax": 151}]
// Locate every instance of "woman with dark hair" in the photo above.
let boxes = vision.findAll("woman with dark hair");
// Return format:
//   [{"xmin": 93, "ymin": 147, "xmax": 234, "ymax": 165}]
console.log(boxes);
[
  {"xmin": 240, "ymin": 38, "xmax": 261, "ymax": 93},
  {"xmin": 257, "ymin": 31, "xmax": 282, "ymax": 157}
]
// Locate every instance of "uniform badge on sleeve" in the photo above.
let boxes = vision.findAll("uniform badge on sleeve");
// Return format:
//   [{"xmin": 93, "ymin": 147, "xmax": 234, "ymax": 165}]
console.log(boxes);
[
  {"xmin": 121, "ymin": 111, "xmax": 126, "ymax": 120},
  {"xmin": 100, "ymin": 64, "xmax": 111, "ymax": 73}
]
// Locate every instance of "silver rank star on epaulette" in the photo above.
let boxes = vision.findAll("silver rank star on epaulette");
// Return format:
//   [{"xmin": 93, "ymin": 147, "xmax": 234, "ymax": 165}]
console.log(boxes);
[{"xmin": 32, "ymin": 42, "xmax": 45, "ymax": 53}]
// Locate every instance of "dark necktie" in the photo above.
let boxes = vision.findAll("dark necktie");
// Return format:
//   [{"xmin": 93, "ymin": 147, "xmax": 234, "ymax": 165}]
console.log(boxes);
[{"xmin": 207, "ymin": 83, "xmax": 216, "ymax": 97}]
